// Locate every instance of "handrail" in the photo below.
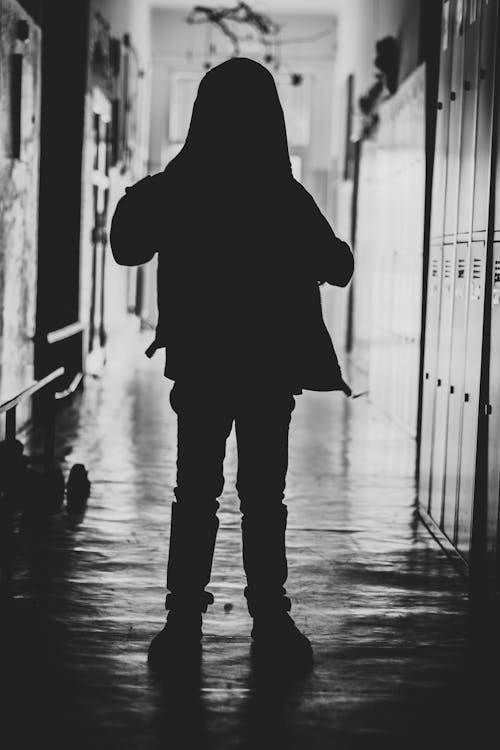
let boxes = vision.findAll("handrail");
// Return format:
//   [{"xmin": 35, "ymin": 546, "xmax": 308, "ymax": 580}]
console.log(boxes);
[
  {"xmin": 55, "ymin": 371, "xmax": 84, "ymax": 401},
  {"xmin": 47, "ymin": 321, "xmax": 86, "ymax": 345},
  {"xmin": 0, "ymin": 367, "xmax": 65, "ymax": 416}
]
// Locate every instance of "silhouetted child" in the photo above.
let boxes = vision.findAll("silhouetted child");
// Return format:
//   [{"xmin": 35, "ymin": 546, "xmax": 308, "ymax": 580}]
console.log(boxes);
[{"xmin": 110, "ymin": 58, "xmax": 354, "ymax": 670}]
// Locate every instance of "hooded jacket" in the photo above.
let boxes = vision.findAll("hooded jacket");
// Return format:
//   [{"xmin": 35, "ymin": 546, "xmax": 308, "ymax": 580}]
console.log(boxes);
[{"xmin": 110, "ymin": 58, "xmax": 354, "ymax": 393}]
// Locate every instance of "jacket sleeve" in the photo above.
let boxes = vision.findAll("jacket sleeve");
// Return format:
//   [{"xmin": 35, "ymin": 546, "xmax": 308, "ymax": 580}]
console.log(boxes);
[
  {"xmin": 299, "ymin": 185, "xmax": 354, "ymax": 287},
  {"xmin": 110, "ymin": 173, "xmax": 165, "ymax": 266}
]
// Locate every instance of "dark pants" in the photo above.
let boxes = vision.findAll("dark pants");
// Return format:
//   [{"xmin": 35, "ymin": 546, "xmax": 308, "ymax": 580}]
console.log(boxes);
[{"xmin": 167, "ymin": 382, "xmax": 296, "ymax": 615}]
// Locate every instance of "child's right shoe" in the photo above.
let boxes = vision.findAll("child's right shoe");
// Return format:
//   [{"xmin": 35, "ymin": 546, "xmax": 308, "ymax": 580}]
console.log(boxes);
[{"xmin": 147, "ymin": 610, "xmax": 203, "ymax": 669}]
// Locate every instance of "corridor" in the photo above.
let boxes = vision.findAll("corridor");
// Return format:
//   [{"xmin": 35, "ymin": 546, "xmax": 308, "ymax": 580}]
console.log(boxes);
[
  {"xmin": 2, "ymin": 330, "xmax": 477, "ymax": 749},
  {"xmin": 3, "ymin": 0, "xmax": 500, "ymax": 746}
]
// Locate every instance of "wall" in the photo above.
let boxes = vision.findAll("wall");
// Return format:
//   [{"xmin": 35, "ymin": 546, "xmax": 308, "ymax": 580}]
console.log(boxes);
[
  {"xmin": 149, "ymin": 8, "xmax": 336, "ymax": 177},
  {"xmin": 35, "ymin": 0, "xmax": 90, "ymax": 386},
  {"xmin": 327, "ymin": 0, "xmax": 424, "ymax": 422},
  {"xmin": 0, "ymin": 0, "xmax": 41, "ymax": 414},
  {"xmin": 364, "ymin": 66, "xmax": 426, "ymax": 437}
]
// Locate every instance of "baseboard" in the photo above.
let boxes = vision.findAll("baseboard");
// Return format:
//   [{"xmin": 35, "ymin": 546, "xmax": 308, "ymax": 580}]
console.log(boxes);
[{"xmin": 418, "ymin": 504, "xmax": 469, "ymax": 579}]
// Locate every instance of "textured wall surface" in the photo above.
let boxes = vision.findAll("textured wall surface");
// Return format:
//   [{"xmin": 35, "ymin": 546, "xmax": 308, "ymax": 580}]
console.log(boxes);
[{"xmin": 0, "ymin": 0, "xmax": 41, "ymax": 404}]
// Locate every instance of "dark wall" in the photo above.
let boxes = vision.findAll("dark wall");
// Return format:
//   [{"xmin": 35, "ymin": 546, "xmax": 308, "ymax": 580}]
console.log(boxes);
[{"xmin": 35, "ymin": 0, "xmax": 90, "ymax": 376}]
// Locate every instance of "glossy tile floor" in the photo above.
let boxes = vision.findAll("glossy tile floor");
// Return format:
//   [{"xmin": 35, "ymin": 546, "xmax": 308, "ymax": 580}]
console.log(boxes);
[{"xmin": 1, "ymin": 331, "xmax": 493, "ymax": 749}]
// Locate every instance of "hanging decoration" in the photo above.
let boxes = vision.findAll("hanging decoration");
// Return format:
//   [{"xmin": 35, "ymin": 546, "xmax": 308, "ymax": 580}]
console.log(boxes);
[
  {"xmin": 186, "ymin": 2, "xmax": 335, "ymax": 81},
  {"xmin": 187, "ymin": 3, "xmax": 280, "ymax": 59}
]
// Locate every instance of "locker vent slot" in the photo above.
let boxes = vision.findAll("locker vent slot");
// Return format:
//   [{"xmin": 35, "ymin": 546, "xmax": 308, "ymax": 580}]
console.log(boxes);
[
  {"xmin": 494, "ymin": 260, "xmax": 500, "ymax": 285},
  {"xmin": 444, "ymin": 259, "xmax": 452, "ymax": 278},
  {"xmin": 457, "ymin": 259, "xmax": 465, "ymax": 278},
  {"xmin": 472, "ymin": 258, "xmax": 482, "ymax": 279},
  {"xmin": 432, "ymin": 259, "xmax": 439, "ymax": 278}
]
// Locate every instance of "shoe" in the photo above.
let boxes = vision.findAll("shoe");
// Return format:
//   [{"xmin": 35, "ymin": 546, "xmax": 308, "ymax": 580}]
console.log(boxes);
[
  {"xmin": 147, "ymin": 611, "xmax": 202, "ymax": 669},
  {"xmin": 250, "ymin": 613, "xmax": 313, "ymax": 669}
]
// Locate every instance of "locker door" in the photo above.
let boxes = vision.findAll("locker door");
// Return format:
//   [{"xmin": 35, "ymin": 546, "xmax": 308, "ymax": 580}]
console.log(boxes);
[
  {"xmin": 442, "ymin": 242, "xmax": 469, "ymax": 539},
  {"xmin": 429, "ymin": 1, "xmax": 466, "ymax": 524},
  {"xmin": 487, "ymin": 243, "xmax": 500, "ymax": 572},
  {"xmin": 420, "ymin": 242, "xmax": 443, "ymax": 506},
  {"xmin": 443, "ymin": 1, "xmax": 482, "ymax": 539},
  {"xmin": 430, "ymin": 0, "xmax": 455, "ymax": 240},
  {"xmin": 420, "ymin": 0, "xmax": 456, "ymax": 511},
  {"xmin": 457, "ymin": 2, "xmax": 481, "ymax": 238},
  {"xmin": 429, "ymin": 242, "xmax": 455, "ymax": 522},
  {"xmin": 472, "ymin": 0, "xmax": 498, "ymax": 235},
  {"xmin": 444, "ymin": 0, "xmax": 466, "ymax": 239},
  {"xmin": 456, "ymin": 239, "xmax": 487, "ymax": 556}
]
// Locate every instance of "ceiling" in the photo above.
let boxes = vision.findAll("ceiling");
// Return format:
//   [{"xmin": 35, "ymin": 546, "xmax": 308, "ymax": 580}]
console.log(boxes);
[{"xmin": 149, "ymin": 0, "xmax": 344, "ymax": 16}]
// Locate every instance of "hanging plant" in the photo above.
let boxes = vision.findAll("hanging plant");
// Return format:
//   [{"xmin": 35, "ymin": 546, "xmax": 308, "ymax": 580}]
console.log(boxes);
[{"xmin": 358, "ymin": 36, "xmax": 400, "ymax": 139}]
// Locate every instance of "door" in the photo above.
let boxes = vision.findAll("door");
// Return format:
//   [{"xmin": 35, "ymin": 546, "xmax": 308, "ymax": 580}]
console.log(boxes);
[{"xmin": 87, "ymin": 88, "xmax": 111, "ymax": 368}]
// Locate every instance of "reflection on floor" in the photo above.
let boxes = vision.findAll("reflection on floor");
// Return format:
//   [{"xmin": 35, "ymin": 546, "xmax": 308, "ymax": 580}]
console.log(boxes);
[{"xmin": 0, "ymin": 331, "xmax": 488, "ymax": 749}]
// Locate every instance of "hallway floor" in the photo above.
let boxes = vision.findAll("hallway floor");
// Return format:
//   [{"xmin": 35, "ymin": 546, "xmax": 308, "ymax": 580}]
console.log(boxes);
[{"xmin": 1, "ymin": 331, "xmax": 484, "ymax": 749}]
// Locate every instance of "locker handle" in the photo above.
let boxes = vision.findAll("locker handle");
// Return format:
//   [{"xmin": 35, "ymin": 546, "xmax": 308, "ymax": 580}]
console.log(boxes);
[
  {"xmin": 425, "ymin": 372, "xmax": 429, "ymax": 380},
  {"xmin": 479, "ymin": 69, "xmax": 486, "ymax": 80},
  {"xmin": 450, "ymin": 385, "xmax": 454, "ymax": 394},
  {"xmin": 464, "ymin": 393, "xmax": 470, "ymax": 403},
  {"xmin": 464, "ymin": 81, "xmax": 471, "ymax": 91},
  {"xmin": 450, "ymin": 91, "xmax": 456, "ymax": 101},
  {"xmin": 485, "ymin": 404, "xmax": 492, "ymax": 416},
  {"xmin": 437, "ymin": 378, "xmax": 442, "ymax": 386},
  {"xmin": 437, "ymin": 102, "xmax": 443, "ymax": 110}
]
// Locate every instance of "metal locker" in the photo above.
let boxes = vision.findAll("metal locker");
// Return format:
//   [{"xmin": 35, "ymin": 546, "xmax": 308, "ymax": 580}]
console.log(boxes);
[
  {"xmin": 444, "ymin": 0, "xmax": 466, "ymax": 239},
  {"xmin": 428, "ymin": 0, "xmax": 466, "ymax": 523},
  {"xmin": 457, "ymin": 3, "xmax": 481, "ymax": 238},
  {"xmin": 442, "ymin": 242, "xmax": 469, "ymax": 539},
  {"xmin": 419, "ymin": 241, "xmax": 444, "ymax": 507},
  {"xmin": 419, "ymin": 0, "xmax": 455, "ymax": 507},
  {"xmin": 429, "ymin": 242, "xmax": 455, "ymax": 522},
  {"xmin": 472, "ymin": 0, "xmax": 498, "ymax": 234},
  {"xmin": 431, "ymin": 0, "xmax": 455, "ymax": 240},
  {"xmin": 442, "ymin": 1, "xmax": 483, "ymax": 539},
  {"xmin": 456, "ymin": 239, "xmax": 487, "ymax": 556},
  {"xmin": 487, "ymin": 242, "xmax": 500, "ymax": 573}
]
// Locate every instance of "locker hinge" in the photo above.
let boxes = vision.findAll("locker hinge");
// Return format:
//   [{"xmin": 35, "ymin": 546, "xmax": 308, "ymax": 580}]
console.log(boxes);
[{"xmin": 485, "ymin": 404, "xmax": 493, "ymax": 416}]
